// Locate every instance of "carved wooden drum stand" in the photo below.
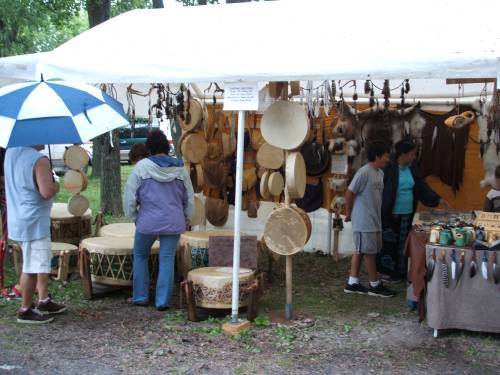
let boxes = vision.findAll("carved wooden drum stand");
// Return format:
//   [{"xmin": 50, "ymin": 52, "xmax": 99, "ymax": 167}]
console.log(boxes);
[
  {"xmin": 12, "ymin": 242, "xmax": 79, "ymax": 282},
  {"xmin": 79, "ymin": 236, "xmax": 160, "ymax": 299}
]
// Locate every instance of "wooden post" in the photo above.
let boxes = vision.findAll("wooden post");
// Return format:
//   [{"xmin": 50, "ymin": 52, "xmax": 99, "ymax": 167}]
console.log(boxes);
[
  {"xmin": 79, "ymin": 248, "xmax": 93, "ymax": 299},
  {"xmin": 285, "ymin": 255, "xmax": 293, "ymax": 320},
  {"xmin": 58, "ymin": 251, "xmax": 70, "ymax": 283},
  {"xmin": 182, "ymin": 280, "xmax": 198, "ymax": 322},
  {"xmin": 247, "ymin": 272, "xmax": 265, "ymax": 322}
]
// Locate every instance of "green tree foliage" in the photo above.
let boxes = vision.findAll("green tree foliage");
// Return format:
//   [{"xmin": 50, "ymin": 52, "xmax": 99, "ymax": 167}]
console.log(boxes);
[
  {"xmin": 0, "ymin": 0, "xmax": 84, "ymax": 57},
  {"xmin": 0, "ymin": 0, "xmax": 154, "ymax": 58}
]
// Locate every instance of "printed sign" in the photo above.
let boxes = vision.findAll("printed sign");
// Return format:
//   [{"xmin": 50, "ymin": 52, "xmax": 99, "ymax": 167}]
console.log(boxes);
[{"xmin": 223, "ymin": 82, "xmax": 259, "ymax": 111}]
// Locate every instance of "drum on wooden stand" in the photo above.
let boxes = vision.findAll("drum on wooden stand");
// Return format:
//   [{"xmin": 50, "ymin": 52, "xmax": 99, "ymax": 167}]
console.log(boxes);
[
  {"xmin": 79, "ymin": 236, "xmax": 160, "ymax": 298},
  {"xmin": 187, "ymin": 267, "xmax": 256, "ymax": 309},
  {"xmin": 12, "ymin": 241, "xmax": 79, "ymax": 282},
  {"xmin": 50, "ymin": 203, "xmax": 92, "ymax": 246}
]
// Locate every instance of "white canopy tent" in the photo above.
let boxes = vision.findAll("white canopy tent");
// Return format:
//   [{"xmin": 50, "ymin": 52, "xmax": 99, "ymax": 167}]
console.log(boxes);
[
  {"xmin": 0, "ymin": 0, "xmax": 499, "ymax": 84},
  {"xmin": 1, "ymin": 0, "xmax": 498, "ymax": 323}
]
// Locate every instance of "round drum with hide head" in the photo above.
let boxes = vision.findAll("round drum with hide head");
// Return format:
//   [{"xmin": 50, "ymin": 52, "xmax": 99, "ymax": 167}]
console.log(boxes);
[
  {"xmin": 50, "ymin": 203, "xmax": 92, "ymax": 245},
  {"xmin": 267, "ymin": 171, "xmax": 284, "ymax": 197},
  {"xmin": 256, "ymin": 143, "xmax": 284, "ymax": 169},
  {"xmin": 177, "ymin": 98, "xmax": 203, "ymax": 132},
  {"xmin": 257, "ymin": 201, "xmax": 278, "ymax": 225},
  {"xmin": 98, "ymin": 223, "xmax": 136, "ymax": 238},
  {"xmin": 181, "ymin": 133, "xmax": 208, "ymax": 163},
  {"xmin": 259, "ymin": 171, "xmax": 271, "ymax": 199},
  {"xmin": 68, "ymin": 194, "xmax": 90, "ymax": 216},
  {"xmin": 81, "ymin": 236, "xmax": 160, "ymax": 286},
  {"xmin": 190, "ymin": 196, "xmax": 206, "ymax": 226},
  {"xmin": 187, "ymin": 266, "xmax": 256, "ymax": 309},
  {"xmin": 64, "ymin": 169, "xmax": 88, "ymax": 194},
  {"xmin": 263, "ymin": 207, "xmax": 308, "ymax": 255},
  {"xmin": 261, "ymin": 101, "xmax": 309, "ymax": 150},
  {"xmin": 63, "ymin": 145, "xmax": 90, "ymax": 170},
  {"xmin": 285, "ymin": 152, "xmax": 306, "ymax": 199}
]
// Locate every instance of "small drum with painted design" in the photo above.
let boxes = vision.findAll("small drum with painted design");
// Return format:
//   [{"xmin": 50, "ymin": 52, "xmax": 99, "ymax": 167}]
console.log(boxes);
[
  {"xmin": 50, "ymin": 203, "xmax": 92, "ymax": 246},
  {"xmin": 80, "ymin": 236, "xmax": 159, "ymax": 286},
  {"xmin": 187, "ymin": 266, "xmax": 256, "ymax": 309}
]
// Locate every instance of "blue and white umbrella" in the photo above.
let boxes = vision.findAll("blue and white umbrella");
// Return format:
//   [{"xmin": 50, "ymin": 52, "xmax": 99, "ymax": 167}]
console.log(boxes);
[{"xmin": 0, "ymin": 78, "xmax": 129, "ymax": 147}]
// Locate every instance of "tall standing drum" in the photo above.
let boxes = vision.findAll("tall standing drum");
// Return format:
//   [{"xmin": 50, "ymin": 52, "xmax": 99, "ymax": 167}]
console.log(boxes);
[{"xmin": 50, "ymin": 203, "xmax": 92, "ymax": 246}]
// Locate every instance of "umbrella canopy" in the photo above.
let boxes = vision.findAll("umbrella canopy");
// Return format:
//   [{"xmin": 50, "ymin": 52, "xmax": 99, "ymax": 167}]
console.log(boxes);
[{"xmin": 0, "ymin": 78, "xmax": 129, "ymax": 147}]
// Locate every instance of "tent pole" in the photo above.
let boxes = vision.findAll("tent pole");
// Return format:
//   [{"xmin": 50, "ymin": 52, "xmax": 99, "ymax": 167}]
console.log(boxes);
[{"xmin": 230, "ymin": 109, "xmax": 245, "ymax": 324}]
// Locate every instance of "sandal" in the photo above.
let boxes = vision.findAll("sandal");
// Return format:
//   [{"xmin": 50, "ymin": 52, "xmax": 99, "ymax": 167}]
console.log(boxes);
[{"xmin": 1, "ymin": 286, "xmax": 22, "ymax": 300}]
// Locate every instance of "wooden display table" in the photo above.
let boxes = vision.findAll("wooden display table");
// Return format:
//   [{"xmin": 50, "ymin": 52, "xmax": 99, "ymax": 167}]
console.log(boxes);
[{"xmin": 425, "ymin": 245, "xmax": 500, "ymax": 336}]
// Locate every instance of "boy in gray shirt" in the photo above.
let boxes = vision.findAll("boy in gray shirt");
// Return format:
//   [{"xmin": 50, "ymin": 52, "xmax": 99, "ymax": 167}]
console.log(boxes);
[{"xmin": 344, "ymin": 141, "xmax": 395, "ymax": 297}]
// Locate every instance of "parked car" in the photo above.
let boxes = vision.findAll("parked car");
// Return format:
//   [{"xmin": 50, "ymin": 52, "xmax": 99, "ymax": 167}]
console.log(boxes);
[
  {"xmin": 119, "ymin": 119, "xmax": 174, "ymax": 163},
  {"xmin": 40, "ymin": 143, "xmax": 93, "ymax": 175}
]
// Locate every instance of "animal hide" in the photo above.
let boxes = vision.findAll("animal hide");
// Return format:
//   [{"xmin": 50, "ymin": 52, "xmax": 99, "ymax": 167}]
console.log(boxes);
[{"xmin": 480, "ymin": 142, "xmax": 500, "ymax": 188}]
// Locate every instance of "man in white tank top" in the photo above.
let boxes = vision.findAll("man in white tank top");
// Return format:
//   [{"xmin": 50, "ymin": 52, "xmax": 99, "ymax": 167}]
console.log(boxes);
[{"xmin": 5, "ymin": 145, "xmax": 66, "ymax": 324}]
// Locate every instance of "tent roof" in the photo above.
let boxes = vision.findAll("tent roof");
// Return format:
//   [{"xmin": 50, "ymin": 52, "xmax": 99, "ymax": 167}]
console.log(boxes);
[{"xmin": 0, "ymin": 0, "xmax": 499, "ymax": 84}]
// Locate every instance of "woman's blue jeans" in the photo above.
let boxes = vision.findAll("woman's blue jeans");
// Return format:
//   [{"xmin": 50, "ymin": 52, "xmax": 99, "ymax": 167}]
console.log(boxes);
[{"xmin": 132, "ymin": 231, "xmax": 180, "ymax": 309}]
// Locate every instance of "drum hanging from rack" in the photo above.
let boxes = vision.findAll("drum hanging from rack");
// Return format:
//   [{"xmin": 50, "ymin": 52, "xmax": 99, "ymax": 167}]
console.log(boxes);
[
  {"xmin": 63, "ymin": 169, "xmax": 88, "ymax": 194},
  {"xmin": 263, "ymin": 206, "xmax": 308, "ymax": 255},
  {"xmin": 50, "ymin": 203, "xmax": 92, "ymax": 245},
  {"xmin": 187, "ymin": 266, "xmax": 256, "ymax": 309},
  {"xmin": 63, "ymin": 145, "xmax": 90, "ymax": 170},
  {"xmin": 80, "ymin": 236, "xmax": 160, "ymax": 286},
  {"xmin": 68, "ymin": 194, "xmax": 90, "ymax": 216}
]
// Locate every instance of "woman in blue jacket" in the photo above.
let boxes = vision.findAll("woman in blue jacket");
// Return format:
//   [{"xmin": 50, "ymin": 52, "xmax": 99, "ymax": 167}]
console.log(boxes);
[
  {"xmin": 124, "ymin": 129, "xmax": 194, "ymax": 310},
  {"xmin": 378, "ymin": 139, "xmax": 447, "ymax": 282}
]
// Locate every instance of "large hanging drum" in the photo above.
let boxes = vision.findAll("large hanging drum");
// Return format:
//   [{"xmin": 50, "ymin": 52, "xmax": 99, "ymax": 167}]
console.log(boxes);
[
  {"xmin": 260, "ymin": 101, "xmax": 309, "ymax": 150},
  {"xmin": 98, "ymin": 223, "xmax": 136, "ymax": 238},
  {"xmin": 187, "ymin": 266, "xmax": 256, "ymax": 309},
  {"xmin": 50, "ymin": 203, "xmax": 92, "ymax": 245},
  {"xmin": 80, "ymin": 236, "xmax": 160, "ymax": 286},
  {"xmin": 263, "ymin": 206, "xmax": 308, "ymax": 255}
]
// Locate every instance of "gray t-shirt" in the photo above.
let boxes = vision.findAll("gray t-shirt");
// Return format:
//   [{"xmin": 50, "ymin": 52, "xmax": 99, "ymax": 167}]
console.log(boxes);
[{"xmin": 348, "ymin": 163, "xmax": 384, "ymax": 232}]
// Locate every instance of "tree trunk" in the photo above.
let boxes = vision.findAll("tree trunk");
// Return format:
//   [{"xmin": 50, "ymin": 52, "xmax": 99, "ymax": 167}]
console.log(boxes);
[
  {"xmin": 152, "ymin": 0, "xmax": 164, "ymax": 8},
  {"xmin": 86, "ymin": 0, "xmax": 111, "ymax": 28},
  {"xmin": 100, "ymin": 130, "xmax": 123, "ymax": 216},
  {"xmin": 86, "ymin": 0, "xmax": 122, "ymax": 215},
  {"xmin": 92, "ymin": 138, "xmax": 103, "ymax": 177}
]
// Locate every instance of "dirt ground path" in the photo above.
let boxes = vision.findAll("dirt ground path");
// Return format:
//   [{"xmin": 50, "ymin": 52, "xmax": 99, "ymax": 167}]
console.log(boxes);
[{"xmin": 1, "ymin": 254, "xmax": 499, "ymax": 374}]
